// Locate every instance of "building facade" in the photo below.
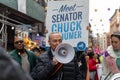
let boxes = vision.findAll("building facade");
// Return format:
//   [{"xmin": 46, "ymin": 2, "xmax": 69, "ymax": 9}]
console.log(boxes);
[
  {"xmin": 110, "ymin": 8, "xmax": 120, "ymax": 34},
  {"xmin": 0, "ymin": 0, "xmax": 45, "ymax": 51}
]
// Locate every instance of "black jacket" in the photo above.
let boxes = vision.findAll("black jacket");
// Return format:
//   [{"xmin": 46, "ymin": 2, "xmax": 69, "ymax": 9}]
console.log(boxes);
[{"xmin": 31, "ymin": 49, "xmax": 87, "ymax": 80}]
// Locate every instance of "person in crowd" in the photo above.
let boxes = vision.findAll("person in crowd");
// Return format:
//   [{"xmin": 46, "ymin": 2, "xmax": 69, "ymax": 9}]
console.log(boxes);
[
  {"xmin": 76, "ymin": 51, "xmax": 88, "ymax": 80},
  {"xmin": 0, "ymin": 46, "xmax": 33, "ymax": 80},
  {"xmin": 31, "ymin": 46, "xmax": 45, "ymax": 63},
  {"xmin": 31, "ymin": 46, "xmax": 41, "ymax": 57},
  {"xmin": 31, "ymin": 46, "xmax": 46, "ymax": 56},
  {"xmin": 88, "ymin": 51, "xmax": 99, "ymax": 80},
  {"xmin": 39, "ymin": 46, "xmax": 46, "ymax": 54},
  {"xmin": 96, "ymin": 53, "xmax": 103, "ymax": 80},
  {"xmin": 31, "ymin": 32, "xmax": 88, "ymax": 80},
  {"xmin": 10, "ymin": 36, "xmax": 37, "ymax": 74},
  {"xmin": 101, "ymin": 31, "xmax": 120, "ymax": 80},
  {"xmin": 87, "ymin": 47, "xmax": 93, "ymax": 53}
]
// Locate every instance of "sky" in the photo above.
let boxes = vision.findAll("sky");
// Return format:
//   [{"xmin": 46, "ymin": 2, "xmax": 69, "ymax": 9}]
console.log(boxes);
[{"xmin": 89, "ymin": 0, "xmax": 120, "ymax": 36}]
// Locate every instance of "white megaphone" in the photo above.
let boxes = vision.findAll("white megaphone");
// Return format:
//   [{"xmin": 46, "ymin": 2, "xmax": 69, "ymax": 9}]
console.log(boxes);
[{"xmin": 54, "ymin": 43, "xmax": 75, "ymax": 64}]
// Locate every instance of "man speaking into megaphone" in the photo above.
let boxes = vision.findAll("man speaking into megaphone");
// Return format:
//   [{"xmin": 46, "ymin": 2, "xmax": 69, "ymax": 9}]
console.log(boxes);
[{"xmin": 31, "ymin": 32, "xmax": 87, "ymax": 80}]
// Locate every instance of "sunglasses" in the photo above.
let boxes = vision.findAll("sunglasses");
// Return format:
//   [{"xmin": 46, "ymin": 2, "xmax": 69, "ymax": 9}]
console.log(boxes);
[{"xmin": 14, "ymin": 40, "xmax": 23, "ymax": 44}]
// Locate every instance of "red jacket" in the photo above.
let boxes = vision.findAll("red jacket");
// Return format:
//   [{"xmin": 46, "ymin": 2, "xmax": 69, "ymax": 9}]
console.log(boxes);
[{"xmin": 89, "ymin": 58, "xmax": 98, "ymax": 80}]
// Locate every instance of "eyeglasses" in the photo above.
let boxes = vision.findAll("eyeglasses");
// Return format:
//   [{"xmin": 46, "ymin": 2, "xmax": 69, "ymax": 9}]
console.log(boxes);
[{"xmin": 14, "ymin": 40, "xmax": 23, "ymax": 44}]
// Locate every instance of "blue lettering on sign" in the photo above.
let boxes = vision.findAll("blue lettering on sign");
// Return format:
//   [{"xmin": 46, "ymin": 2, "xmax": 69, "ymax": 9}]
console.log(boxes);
[
  {"xmin": 52, "ymin": 12, "xmax": 82, "ymax": 23},
  {"xmin": 52, "ymin": 21, "xmax": 81, "ymax": 32},
  {"xmin": 77, "ymin": 42, "xmax": 86, "ymax": 51},
  {"xmin": 62, "ymin": 31, "xmax": 81, "ymax": 40}
]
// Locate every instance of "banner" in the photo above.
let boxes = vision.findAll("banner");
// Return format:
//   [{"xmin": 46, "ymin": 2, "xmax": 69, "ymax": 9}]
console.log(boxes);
[{"xmin": 46, "ymin": 0, "xmax": 89, "ymax": 51}]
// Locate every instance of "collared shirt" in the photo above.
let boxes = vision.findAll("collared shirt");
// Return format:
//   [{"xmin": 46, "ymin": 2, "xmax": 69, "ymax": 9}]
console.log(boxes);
[
  {"xmin": 20, "ymin": 53, "xmax": 30, "ymax": 73},
  {"xmin": 51, "ymin": 49, "xmax": 55, "ymax": 56}
]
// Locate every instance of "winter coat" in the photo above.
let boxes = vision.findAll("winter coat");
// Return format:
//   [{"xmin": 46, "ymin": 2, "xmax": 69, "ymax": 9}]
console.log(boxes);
[{"xmin": 31, "ymin": 49, "xmax": 87, "ymax": 80}]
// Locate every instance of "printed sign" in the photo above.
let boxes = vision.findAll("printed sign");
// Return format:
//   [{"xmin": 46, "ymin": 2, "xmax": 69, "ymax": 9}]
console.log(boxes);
[{"xmin": 46, "ymin": 0, "xmax": 89, "ymax": 51}]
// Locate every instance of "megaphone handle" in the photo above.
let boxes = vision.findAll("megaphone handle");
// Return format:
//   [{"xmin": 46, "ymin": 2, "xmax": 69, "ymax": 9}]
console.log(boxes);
[{"xmin": 52, "ymin": 56, "xmax": 59, "ymax": 65}]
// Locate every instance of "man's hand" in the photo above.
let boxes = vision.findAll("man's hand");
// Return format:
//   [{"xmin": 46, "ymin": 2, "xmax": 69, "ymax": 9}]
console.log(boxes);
[{"xmin": 52, "ymin": 56, "xmax": 59, "ymax": 65}]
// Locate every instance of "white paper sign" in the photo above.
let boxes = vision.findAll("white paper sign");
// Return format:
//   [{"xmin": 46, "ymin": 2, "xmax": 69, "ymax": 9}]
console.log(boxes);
[{"xmin": 46, "ymin": 0, "xmax": 89, "ymax": 51}]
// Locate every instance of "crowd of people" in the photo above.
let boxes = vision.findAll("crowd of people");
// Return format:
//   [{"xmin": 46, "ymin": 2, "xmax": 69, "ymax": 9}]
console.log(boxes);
[{"xmin": 1, "ymin": 31, "xmax": 120, "ymax": 80}]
